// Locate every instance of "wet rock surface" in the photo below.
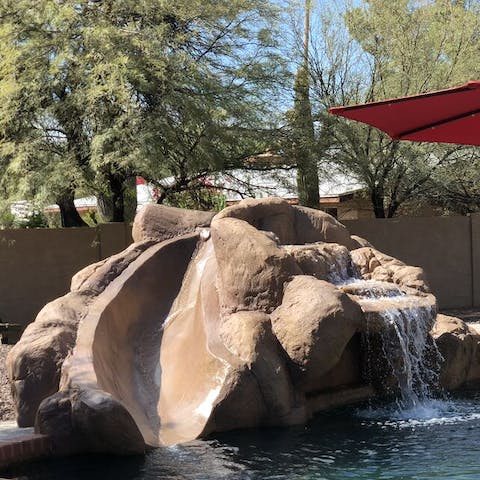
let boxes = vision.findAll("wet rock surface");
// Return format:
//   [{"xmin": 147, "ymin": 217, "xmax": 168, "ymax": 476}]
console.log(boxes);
[{"xmin": 431, "ymin": 314, "xmax": 480, "ymax": 390}]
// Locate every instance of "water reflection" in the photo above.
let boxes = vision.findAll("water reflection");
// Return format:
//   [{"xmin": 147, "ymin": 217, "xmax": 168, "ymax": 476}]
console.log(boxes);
[{"xmin": 5, "ymin": 393, "xmax": 480, "ymax": 480}]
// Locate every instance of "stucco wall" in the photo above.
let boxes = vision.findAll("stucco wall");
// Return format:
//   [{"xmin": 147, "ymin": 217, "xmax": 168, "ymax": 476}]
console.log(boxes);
[
  {"xmin": 0, "ymin": 215, "xmax": 478, "ymax": 331},
  {"xmin": 344, "ymin": 215, "xmax": 476, "ymax": 309},
  {"xmin": 0, "ymin": 223, "xmax": 132, "ymax": 328}
]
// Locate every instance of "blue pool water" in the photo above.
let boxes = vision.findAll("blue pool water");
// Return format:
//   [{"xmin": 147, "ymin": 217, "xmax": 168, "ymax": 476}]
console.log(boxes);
[{"xmin": 4, "ymin": 393, "xmax": 480, "ymax": 480}]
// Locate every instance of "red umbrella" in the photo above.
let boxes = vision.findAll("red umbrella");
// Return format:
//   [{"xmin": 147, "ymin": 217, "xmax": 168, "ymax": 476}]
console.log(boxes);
[{"xmin": 329, "ymin": 81, "xmax": 480, "ymax": 146}]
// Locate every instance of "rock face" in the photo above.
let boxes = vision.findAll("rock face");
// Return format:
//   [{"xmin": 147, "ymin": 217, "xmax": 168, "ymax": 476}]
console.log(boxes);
[
  {"xmin": 271, "ymin": 276, "xmax": 364, "ymax": 393},
  {"xmin": 6, "ymin": 240, "xmax": 158, "ymax": 428},
  {"xmin": 7, "ymin": 197, "xmax": 445, "ymax": 455},
  {"xmin": 211, "ymin": 217, "xmax": 301, "ymax": 313},
  {"xmin": 132, "ymin": 203, "xmax": 214, "ymax": 243},
  {"xmin": 431, "ymin": 314, "xmax": 480, "ymax": 390}
]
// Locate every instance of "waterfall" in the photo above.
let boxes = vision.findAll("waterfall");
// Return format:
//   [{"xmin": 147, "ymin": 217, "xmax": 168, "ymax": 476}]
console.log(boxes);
[
  {"xmin": 283, "ymin": 242, "xmax": 441, "ymax": 410},
  {"xmin": 325, "ymin": 246, "xmax": 358, "ymax": 284},
  {"xmin": 343, "ymin": 280, "xmax": 440, "ymax": 408},
  {"xmin": 374, "ymin": 305, "xmax": 440, "ymax": 409},
  {"xmin": 328, "ymin": 253, "xmax": 440, "ymax": 409}
]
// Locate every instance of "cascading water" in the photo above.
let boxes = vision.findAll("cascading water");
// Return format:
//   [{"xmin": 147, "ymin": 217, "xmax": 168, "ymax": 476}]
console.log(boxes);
[
  {"xmin": 326, "ymin": 248, "xmax": 441, "ymax": 411},
  {"xmin": 374, "ymin": 306, "xmax": 440, "ymax": 409},
  {"xmin": 325, "ymin": 246, "xmax": 359, "ymax": 285}
]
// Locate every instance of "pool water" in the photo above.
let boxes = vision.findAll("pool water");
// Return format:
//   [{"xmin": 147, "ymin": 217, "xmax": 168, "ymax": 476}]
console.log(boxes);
[{"xmin": 4, "ymin": 393, "xmax": 480, "ymax": 480}]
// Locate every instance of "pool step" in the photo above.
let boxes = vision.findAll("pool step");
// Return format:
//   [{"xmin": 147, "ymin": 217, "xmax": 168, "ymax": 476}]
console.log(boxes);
[{"xmin": 0, "ymin": 426, "xmax": 52, "ymax": 469}]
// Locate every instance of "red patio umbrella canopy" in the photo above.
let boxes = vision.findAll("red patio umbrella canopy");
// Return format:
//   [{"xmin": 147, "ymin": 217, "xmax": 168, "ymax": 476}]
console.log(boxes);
[{"xmin": 329, "ymin": 81, "xmax": 480, "ymax": 146}]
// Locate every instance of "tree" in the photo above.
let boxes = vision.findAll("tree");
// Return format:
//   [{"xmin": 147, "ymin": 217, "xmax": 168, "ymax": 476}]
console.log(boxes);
[
  {"xmin": 291, "ymin": 0, "xmax": 320, "ymax": 208},
  {"xmin": 426, "ymin": 150, "xmax": 480, "ymax": 215},
  {"xmin": 0, "ymin": 0, "xmax": 285, "ymax": 224},
  {"xmin": 130, "ymin": 2, "xmax": 286, "ymax": 205},
  {"xmin": 308, "ymin": 0, "xmax": 480, "ymax": 217}
]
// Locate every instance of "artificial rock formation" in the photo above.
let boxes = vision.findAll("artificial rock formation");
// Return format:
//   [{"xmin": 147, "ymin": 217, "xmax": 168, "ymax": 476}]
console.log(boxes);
[
  {"xmin": 7, "ymin": 198, "xmax": 455, "ymax": 455},
  {"xmin": 431, "ymin": 314, "xmax": 480, "ymax": 390}
]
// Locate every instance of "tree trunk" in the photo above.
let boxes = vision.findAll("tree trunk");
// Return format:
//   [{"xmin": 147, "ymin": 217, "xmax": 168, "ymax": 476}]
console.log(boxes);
[
  {"xmin": 123, "ymin": 176, "xmax": 137, "ymax": 222},
  {"xmin": 387, "ymin": 200, "xmax": 400, "ymax": 218},
  {"xmin": 371, "ymin": 190, "xmax": 386, "ymax": 218},
  {"xmin": 293, "ymin": 67, "xmax": 319, "ymax": 208},
  {"xmin": 293, "ymin": 0, "xmax": 319, "ymax": 209},
  {"xmin": 97, "ymin": 172, "xmax": 136, "ymax": 223},
  {"xmin": 97, "ymin": 193, "xmax": 114, "ymax": 223},
  {"xmin": 109, "ymin": 173, "xmax": 125, "ymax": 223},
  {"xmin": 297, "ymin": 159, "xmax": 320, "ymax": 208},
  {"xmin": 156, "ymin": 192, "xmax": 166, "ymax": 204},
  {"xmin": 56, "ymin": 190, "xmax": 88, "ymax": 227}
]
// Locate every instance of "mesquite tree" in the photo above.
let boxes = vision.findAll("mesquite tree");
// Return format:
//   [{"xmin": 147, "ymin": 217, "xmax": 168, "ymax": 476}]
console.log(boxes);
[{"xmin": 0, "ymin": 0, "xmax": 284, "ymax": 225}]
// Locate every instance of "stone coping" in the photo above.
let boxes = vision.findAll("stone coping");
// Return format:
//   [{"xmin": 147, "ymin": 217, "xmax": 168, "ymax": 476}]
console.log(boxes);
[{"xmin": 0, "ymin": 422, "xmax": 52, "ymax": 469}]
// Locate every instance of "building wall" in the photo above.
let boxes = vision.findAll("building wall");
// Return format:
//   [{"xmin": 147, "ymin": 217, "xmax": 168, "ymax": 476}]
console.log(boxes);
[
  {"xmin": 0, "ymin": 223, "xmax": 132, "ymax": 328},
  {"xmin": 323, "ymin": 197, "xmax": 375, "ymax": 221}
]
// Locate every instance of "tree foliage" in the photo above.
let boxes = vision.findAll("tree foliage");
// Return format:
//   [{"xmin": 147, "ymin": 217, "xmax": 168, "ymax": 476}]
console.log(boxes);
[
  {"xmin": 0, "ymin": 0, "xmax": 285, "ymax": 225},
  {"xmin": 309, "ymin": 0, "xmax": 480, "ymax": 217}
]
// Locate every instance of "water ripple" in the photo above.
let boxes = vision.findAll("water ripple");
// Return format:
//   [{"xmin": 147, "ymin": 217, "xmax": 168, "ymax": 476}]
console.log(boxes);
[{"xmin": 5, "ymin": 394, "xmax": 480, "ymax": 479}]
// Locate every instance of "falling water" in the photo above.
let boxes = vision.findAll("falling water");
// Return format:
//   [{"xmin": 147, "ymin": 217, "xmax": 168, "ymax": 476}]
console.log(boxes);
[
  {"xmin": 374, "ymin": 305, "xmax": 440, "ymax": 409},
  {"xmin": 327, "ymin": 250, "xmax": 441, "ymax": 410},
  {"xmin": 325, "ymin": 247, "xmax": 358, "ymax": 285}
]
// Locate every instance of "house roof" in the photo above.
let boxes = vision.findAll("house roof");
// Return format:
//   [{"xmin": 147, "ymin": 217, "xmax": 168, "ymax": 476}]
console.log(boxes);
[
  {"xmin": 13, "ymin": 169, "xmax": 364, "ymax": 218},
  {"xmin": 213, "ymin": 168, "xmax": 364, "ymax": 202},
  {"xmin": 42, "ymin": 184, "xmax": 157, "ymax": 213}
]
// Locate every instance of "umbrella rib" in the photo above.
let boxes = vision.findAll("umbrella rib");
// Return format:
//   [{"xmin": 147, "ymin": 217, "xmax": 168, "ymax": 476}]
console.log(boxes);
[{"xmin": 397, "ymin": 107, "xmax": 480, "ymax": 139}]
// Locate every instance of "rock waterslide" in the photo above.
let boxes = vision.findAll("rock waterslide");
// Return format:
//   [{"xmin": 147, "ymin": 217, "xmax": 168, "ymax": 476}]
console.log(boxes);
[{"xmin": 6, "ymin": 198, "xmax": 480, "ymax": 455}]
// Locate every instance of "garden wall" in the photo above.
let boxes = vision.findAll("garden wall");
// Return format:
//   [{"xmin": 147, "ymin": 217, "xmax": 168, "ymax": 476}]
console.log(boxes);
[
  {"xmin": 0, "ymin": 223, "xmax": 132, "ymax": 328},
  {"xmin": 1, "ymin": 214, "xmax": 479, "ymax": 332},
  {"xmin": 344, "ymin": 214, "xmax": 480, "ymax": 309}
]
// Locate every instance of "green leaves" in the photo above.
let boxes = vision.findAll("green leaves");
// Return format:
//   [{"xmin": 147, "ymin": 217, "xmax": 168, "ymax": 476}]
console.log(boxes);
[
  {"xmin": 308, "ymin": 0, "xmax": 480, "ymax": 217},
  {"xmin": 0, "ymin": 0, "xmax": 283, "ymax": 220}
]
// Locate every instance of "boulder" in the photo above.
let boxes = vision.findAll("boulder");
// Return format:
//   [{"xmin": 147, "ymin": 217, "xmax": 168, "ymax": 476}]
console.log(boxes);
[
  {"xmin": 214, "ymin": 197, "xmax": 297, "ymax": 244},
  {"xmin": 350, "ymin": 247, "xmax": 379, "ymax": 278},
  {"xmin": 431, "ymin": 314, "xmax": 478, "ymax": 390},
  {"xmin": 7, "ymin": 293, "xmax": 86, "ymax": 427},
  {"xmin": 132, "ymin": 204, "xmax": 214, "ymax": 243},
  {"xmin": 293, "ymin": 206, "xmax": 358, "ymax": 249},
  {"xmin": 71, "ymin": 240, "xmax": 157, "ymax": 292},
  {"xmin": 349, "ymin": 235, "xmax": 373, "ymax": 249},
  {"xmin": 390, "ymin": 265, "xmax": 430, "ymax": 293},
  {"xmin": 211, "ymin": 217, "xmax": 301, "ymax": 313},
  {"xmin": 203, "ymin": 368, "xmax": 266, "ymax": 434},
  {"xmin": 271, "ymin": 276, "xmax": 364, "ymax": 393},
  {"xmin": 283, "ymin": 245, "xmax": 329, "ymax": 280},
  {"xmin": 350, "ymin": 247, "xmax": 430, "ymax": 294},
  {"xmin": 358, "ymin": 296, "xmax": 436, "ymax": 333},
  {"xmin": 351, "ymin": 247, "xmax": 404, "ymax": 279},
  {"xmin": 35, "ymin": 391, "xmax": 78, "ymax": 455},
  {"xmin": 35, "ymin": 389, "xmax": 145, "ymax": 455},
  {"xmin": 213, "ymin": 198, "xmax": 359, "ymax": 249},
  {"xmin": 285, "ymin": 243, "xmax": 357, "ymax": 283},
  {"xmin": 70, "ymin": 389, "xmax": 145, "ymax": 455},
  {"xmin": 465, "ymin": 323, "xmax": 480, "ymax": 383},
  {"xmin": 219, "ymin": 311, "xmax": 303, "ymax": 424},
  {"xmin": 7, "ymin": 239, "xmax": 166, "ymax": 428}
]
